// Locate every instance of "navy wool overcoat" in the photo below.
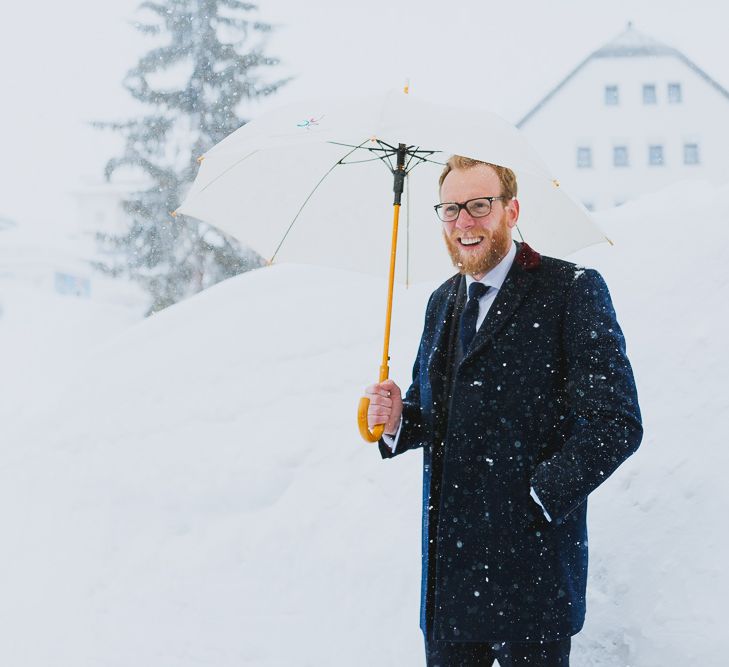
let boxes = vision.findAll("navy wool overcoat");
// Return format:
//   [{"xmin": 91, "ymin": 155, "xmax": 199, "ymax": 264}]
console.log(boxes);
[{"xmin": 378, "ymin": 242, "xmax": 643, "ymax": 643}]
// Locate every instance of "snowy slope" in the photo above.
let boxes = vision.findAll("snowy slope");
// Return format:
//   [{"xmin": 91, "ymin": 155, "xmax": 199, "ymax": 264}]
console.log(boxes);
[
  {"xmin": 1, "ymin": 180, "xmax": 727, "ymax": 666},
  {"xmin": 0, "ymin": 285, "xmax": 143, "ymax": 422},
  {"xmin": 568, "ymin": 180, "xmax": 729, "ymax": 665}
]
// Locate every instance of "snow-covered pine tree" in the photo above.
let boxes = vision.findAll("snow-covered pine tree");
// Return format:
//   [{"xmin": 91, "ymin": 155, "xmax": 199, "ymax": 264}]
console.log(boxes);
[{"xmin": 96, "ymin": 0, "xmax": 289, "ymax": 313}]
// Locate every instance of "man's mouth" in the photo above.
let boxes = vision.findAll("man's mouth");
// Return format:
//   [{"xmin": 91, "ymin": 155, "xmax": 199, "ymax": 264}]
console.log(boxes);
[{"xmin": 459, "ymin": 236, "xmax": 484, "ymax": 247}]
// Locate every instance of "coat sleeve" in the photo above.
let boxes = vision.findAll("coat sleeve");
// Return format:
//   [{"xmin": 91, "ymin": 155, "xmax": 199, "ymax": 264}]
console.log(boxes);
[
  {"xmin": 377, "ymin": 294, "xmax": 436, "ymax": 460},
  {"xmin": 529, "ymin": 269, "xmax": 643, "ymax": 523}
]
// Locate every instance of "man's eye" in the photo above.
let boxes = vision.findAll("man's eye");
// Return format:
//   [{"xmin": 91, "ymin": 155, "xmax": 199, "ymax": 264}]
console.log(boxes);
[
  {"xmin": 443, "ymin": 205, "xmax": 459, "ymax": 216},
  {"xmin": 470, "ymin": 201, "xmax": 489, "ymax": 213}
]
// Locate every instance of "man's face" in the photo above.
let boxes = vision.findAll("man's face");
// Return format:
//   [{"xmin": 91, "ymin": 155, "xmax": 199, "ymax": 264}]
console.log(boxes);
[{"xmin": 439, "ymin": 165, "xmax": 519, "ymax": 280}]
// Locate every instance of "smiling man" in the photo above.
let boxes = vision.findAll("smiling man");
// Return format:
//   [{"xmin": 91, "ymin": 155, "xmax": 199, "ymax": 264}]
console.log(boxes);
[{"xmin": 365, "ymin": 156, "xmax": 642, "ymax": 666}]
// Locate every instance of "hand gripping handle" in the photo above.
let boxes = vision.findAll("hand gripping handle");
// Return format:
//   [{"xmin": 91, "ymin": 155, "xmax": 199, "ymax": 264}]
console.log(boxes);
[{"xmin": 358, "ymin": 396, "xmax": 385, "ymax": 443}]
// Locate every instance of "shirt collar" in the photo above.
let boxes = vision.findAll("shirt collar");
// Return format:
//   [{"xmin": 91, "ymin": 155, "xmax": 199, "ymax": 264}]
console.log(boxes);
[{"xmin": 465, "ymin": 241, "xmax": 517, "ymax": 292}]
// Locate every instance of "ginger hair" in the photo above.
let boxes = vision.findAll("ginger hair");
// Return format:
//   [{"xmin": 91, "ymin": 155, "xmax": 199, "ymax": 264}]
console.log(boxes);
[{"xmin": 438, "ymin": 155, "xmax": 518, "ymax": 201}]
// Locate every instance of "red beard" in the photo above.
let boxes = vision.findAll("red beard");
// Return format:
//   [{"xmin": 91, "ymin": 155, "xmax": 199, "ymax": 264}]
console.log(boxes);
[{"xmin": 442, "ymin": 212, "xmax": 512, "ymax": 277}]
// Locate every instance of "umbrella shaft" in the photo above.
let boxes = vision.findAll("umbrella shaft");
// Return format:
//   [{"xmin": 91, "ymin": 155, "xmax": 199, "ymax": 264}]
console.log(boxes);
[
  {"xmin": 380, "ymin": 144, "xmax": 407, "ymax": 380},
  {"xmin": 379, "ymin": 201, "xmax": 401, "ymax": 382}
]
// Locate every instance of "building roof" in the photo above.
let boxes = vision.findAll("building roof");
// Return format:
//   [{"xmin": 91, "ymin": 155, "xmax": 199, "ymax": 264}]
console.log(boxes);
[
  {"xmin": 591, "ymin": 22, "xmax": 678, "ymax": 58},
  {"xmin": 517, "ymin": 23, "xmax": 729, "ymax": 128}
]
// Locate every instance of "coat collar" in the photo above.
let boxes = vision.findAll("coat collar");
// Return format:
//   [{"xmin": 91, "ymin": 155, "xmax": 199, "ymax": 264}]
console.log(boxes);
[{"xmin": 514, "ymin": 240, "xmax": 541, "ymax": 270}]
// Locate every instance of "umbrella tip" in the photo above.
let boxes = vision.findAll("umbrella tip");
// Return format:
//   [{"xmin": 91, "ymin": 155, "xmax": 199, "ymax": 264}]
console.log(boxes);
[
  {"xmin": 170, "ymin": 210, "xmax": 178, "ymax": 218},
  {"xmin": 403, "ymin": 79, "xmax": 410, "ymax": 94},
  {"xmin": 606, "ymin": 236, "xmax": 614, "ymax": 246},
  {"xmin": 197, "ymin": 155, "xmax": 205, "ymax": 163},
  {"xmin": 552, "ymin": 179, "xmax": 560, "ymax": 188}
]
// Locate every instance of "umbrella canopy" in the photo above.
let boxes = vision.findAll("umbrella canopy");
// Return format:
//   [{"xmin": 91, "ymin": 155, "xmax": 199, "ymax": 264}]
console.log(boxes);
[{"xmin": 178, "ymin": 89, "xmax": 608, "ymax": 284}]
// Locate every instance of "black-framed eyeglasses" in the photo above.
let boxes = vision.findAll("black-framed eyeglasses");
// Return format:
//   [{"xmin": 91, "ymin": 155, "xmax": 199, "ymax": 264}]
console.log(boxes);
[{"xmin": 434, "ymin": 196, "xmax": 505, "ymax": 223}]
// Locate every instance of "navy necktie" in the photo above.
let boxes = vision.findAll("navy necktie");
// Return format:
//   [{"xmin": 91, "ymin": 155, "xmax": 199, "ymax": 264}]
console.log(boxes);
[{"xmin": 460, "ymin": 282, "xmax": 491, "ymax": 352}]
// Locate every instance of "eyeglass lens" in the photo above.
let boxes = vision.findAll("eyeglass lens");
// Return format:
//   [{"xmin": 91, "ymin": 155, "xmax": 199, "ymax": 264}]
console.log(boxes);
[{"xmin": 437, "ymin": 198, "xmax": 495, "ymax": 222}]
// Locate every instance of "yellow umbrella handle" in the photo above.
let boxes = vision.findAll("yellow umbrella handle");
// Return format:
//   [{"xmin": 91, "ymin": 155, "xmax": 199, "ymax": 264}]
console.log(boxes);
[
  {"xmin": 358, "ymin": 397, "xmax": 385, "ymax": 442},
  {"xmin": 358, "ymin": 362, "xmax": 390, "ymax": 442}
]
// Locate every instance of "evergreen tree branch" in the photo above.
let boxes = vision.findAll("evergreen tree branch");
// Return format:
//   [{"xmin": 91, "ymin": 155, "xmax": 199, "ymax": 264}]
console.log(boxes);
[{"xmin": 94, "ymin": 0, "xmax": 290, "ymax": 313}]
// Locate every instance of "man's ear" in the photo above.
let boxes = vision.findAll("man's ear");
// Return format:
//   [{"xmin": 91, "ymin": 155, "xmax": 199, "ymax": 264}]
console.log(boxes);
[{"xmin": 506, "ymin": 197, "xmax": 520, "ymax": 228}]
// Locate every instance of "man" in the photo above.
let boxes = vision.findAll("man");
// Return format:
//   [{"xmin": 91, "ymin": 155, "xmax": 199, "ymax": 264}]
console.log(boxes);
[{"xmin": 365, "ymin": 156, "xmax": 642, "ymax": 666}]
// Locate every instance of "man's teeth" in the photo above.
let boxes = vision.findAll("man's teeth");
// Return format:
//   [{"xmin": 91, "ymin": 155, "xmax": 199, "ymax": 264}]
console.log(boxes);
[{"xmin": 460, "ymin": 237, "xmax": 482, "ymax": 246}]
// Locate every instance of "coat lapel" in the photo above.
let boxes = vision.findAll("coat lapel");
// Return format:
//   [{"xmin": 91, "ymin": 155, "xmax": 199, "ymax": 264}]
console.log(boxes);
[
  {"xmin": 463, "ymin": 241, "xmax": 540, "ymax": 363},
  {"xmin": 425, "ymin": 274, "xmax": 464, "ymax": 409}
]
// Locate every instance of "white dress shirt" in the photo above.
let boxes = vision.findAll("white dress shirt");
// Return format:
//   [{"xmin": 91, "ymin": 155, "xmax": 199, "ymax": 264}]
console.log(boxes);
[{"xmin": 382, "ymin": 241, "xmax": 552, "ymax": 522}]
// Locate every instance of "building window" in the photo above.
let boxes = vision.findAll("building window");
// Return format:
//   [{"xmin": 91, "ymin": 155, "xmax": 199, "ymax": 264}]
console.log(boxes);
[
  {"xmin": 643, "ymin": 84, "xmax": 657, "ymax": 104},
  {"xmin": 613, "ymin": 146, "xmax": 629, "ymax": 167},
  {"xmin": 668, "ymin": 83, "xmax": 682, "ymax": 103},
  {"xmin": 577, "ymin": 147, "xmax": 592, "ymax": 168},
  {"xmin": 684, "ymin": 143, "xmax": 700, "ymax": 165},
  {"xmin": 648, "ymin": 145, "xmax": 665, "ymax": 166},
  {"xmin": 605, "ymin": 85, "xmax": 619, "ymax": 105},
  {"xmin": 54, "ymin": 272, "xmax": 91, "ymax": 298}
]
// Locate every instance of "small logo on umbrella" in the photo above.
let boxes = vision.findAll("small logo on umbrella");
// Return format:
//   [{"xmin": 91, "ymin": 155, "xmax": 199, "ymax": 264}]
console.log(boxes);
[{"xmin": 297, "ymin": 116, "xmax": 324, "ymax": 129}]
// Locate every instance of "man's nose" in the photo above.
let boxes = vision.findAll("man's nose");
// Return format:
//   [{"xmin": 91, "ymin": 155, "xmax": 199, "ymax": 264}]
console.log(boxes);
[{"xmin": 454, "ymin": 208, "xmax": 476, "ymax": 229}]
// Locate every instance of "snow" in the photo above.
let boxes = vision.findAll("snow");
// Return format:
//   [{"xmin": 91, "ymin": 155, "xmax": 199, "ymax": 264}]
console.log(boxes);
[
  {"xmin": 0, "ymin": 221, "xmax": 145, "ymax": 423},
  {"xmin": 1, "ymin": 178, "xmax": 728, "ymax": 665}
]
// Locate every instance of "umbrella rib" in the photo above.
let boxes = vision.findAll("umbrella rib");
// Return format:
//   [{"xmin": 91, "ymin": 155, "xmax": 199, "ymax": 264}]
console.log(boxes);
[
  {"xmin": 404, "ymin": 146, "xmax": 433, "ymax": 173},
  {"xmin": 337, "ymin": 155, "xmax": 388, "ymax": 165},
  {"xmin": 326, "ymin": 140, "xmax": 438, "ymax": 169},
  {"xmin": 336, "ymin": 147, "xmax": 439, "ymax": 172},
  {"xmin": 327, "ymin": 140, "xmax": 438, "ymax": 160},
  {"xmin": 415, "ymin": 154, "xmax": 446, "ymax": 166},
  {"xmin": 377, "ymin": 141, "xmax": 396, "ymax": 172},
  {"xmin": 326, "ymin": 140, "xmax": 401, "ymax": 171},
  {"xmin": 327, "ymin": 141, "xmax": 397, "ymax": 155},
  {"xmin": 268, "ymin": 140, "xmax": 370, "ymax": 263},
  {"xmin": 404, "ymin": 153, "xmax": 433, "ymax": 177},
  {"xmin": 404, "ymin": 149, "xmax": 417, "ymax": 173},
  {"xmin": 196, "ymin": 148, "xmax": 260, "ymax": 194}
]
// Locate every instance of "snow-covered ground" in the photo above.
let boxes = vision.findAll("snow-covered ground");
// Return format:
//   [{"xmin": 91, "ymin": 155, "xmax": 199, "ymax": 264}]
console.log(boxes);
[{"xmin": 1, "ymin": 179, "xmax": 727, "ymax": 665}]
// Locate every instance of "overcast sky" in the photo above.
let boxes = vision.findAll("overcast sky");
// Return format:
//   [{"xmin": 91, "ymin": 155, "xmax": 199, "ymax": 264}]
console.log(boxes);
[{"xmin": 2, "ymin": 0, "xmax": 727, "ymax": 229}]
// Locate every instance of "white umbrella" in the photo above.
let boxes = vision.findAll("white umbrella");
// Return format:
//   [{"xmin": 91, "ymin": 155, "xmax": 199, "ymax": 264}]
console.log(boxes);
[
  {"xmin": 179, "ymin": 89, "xmax": 607, "ymax": 282},
  {"xmin": 177, "ymin": 88, "xmax": 609, "ymax": 440}
]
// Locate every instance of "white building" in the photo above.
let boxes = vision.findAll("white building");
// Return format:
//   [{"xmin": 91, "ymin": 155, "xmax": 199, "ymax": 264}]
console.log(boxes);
[
  {"xmin": 73, "ymin": 180, "xmax": 143, "ymax": 238},
  {"xmin": 0, "ymin": 213, "xmax": 144, "ymax": 311},
  {"xmin": 517, "ymin": 24, "xmax": 729, "ymax": 211},
  {"xmin": 0, "ymin": 218, "xmax": 94, "ymax": 298}
]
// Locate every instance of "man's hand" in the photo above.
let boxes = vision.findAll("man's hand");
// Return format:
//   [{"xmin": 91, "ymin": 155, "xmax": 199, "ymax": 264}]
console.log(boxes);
[{"xmin": 364, "ymin": 379, "xmax": 403, "ymax": 436}]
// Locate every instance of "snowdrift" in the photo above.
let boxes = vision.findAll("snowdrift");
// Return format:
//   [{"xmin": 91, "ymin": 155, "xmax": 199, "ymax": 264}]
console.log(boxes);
[{"xmin": 1, "ymin": 179, "xmax": 727, "ymax": 666}]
